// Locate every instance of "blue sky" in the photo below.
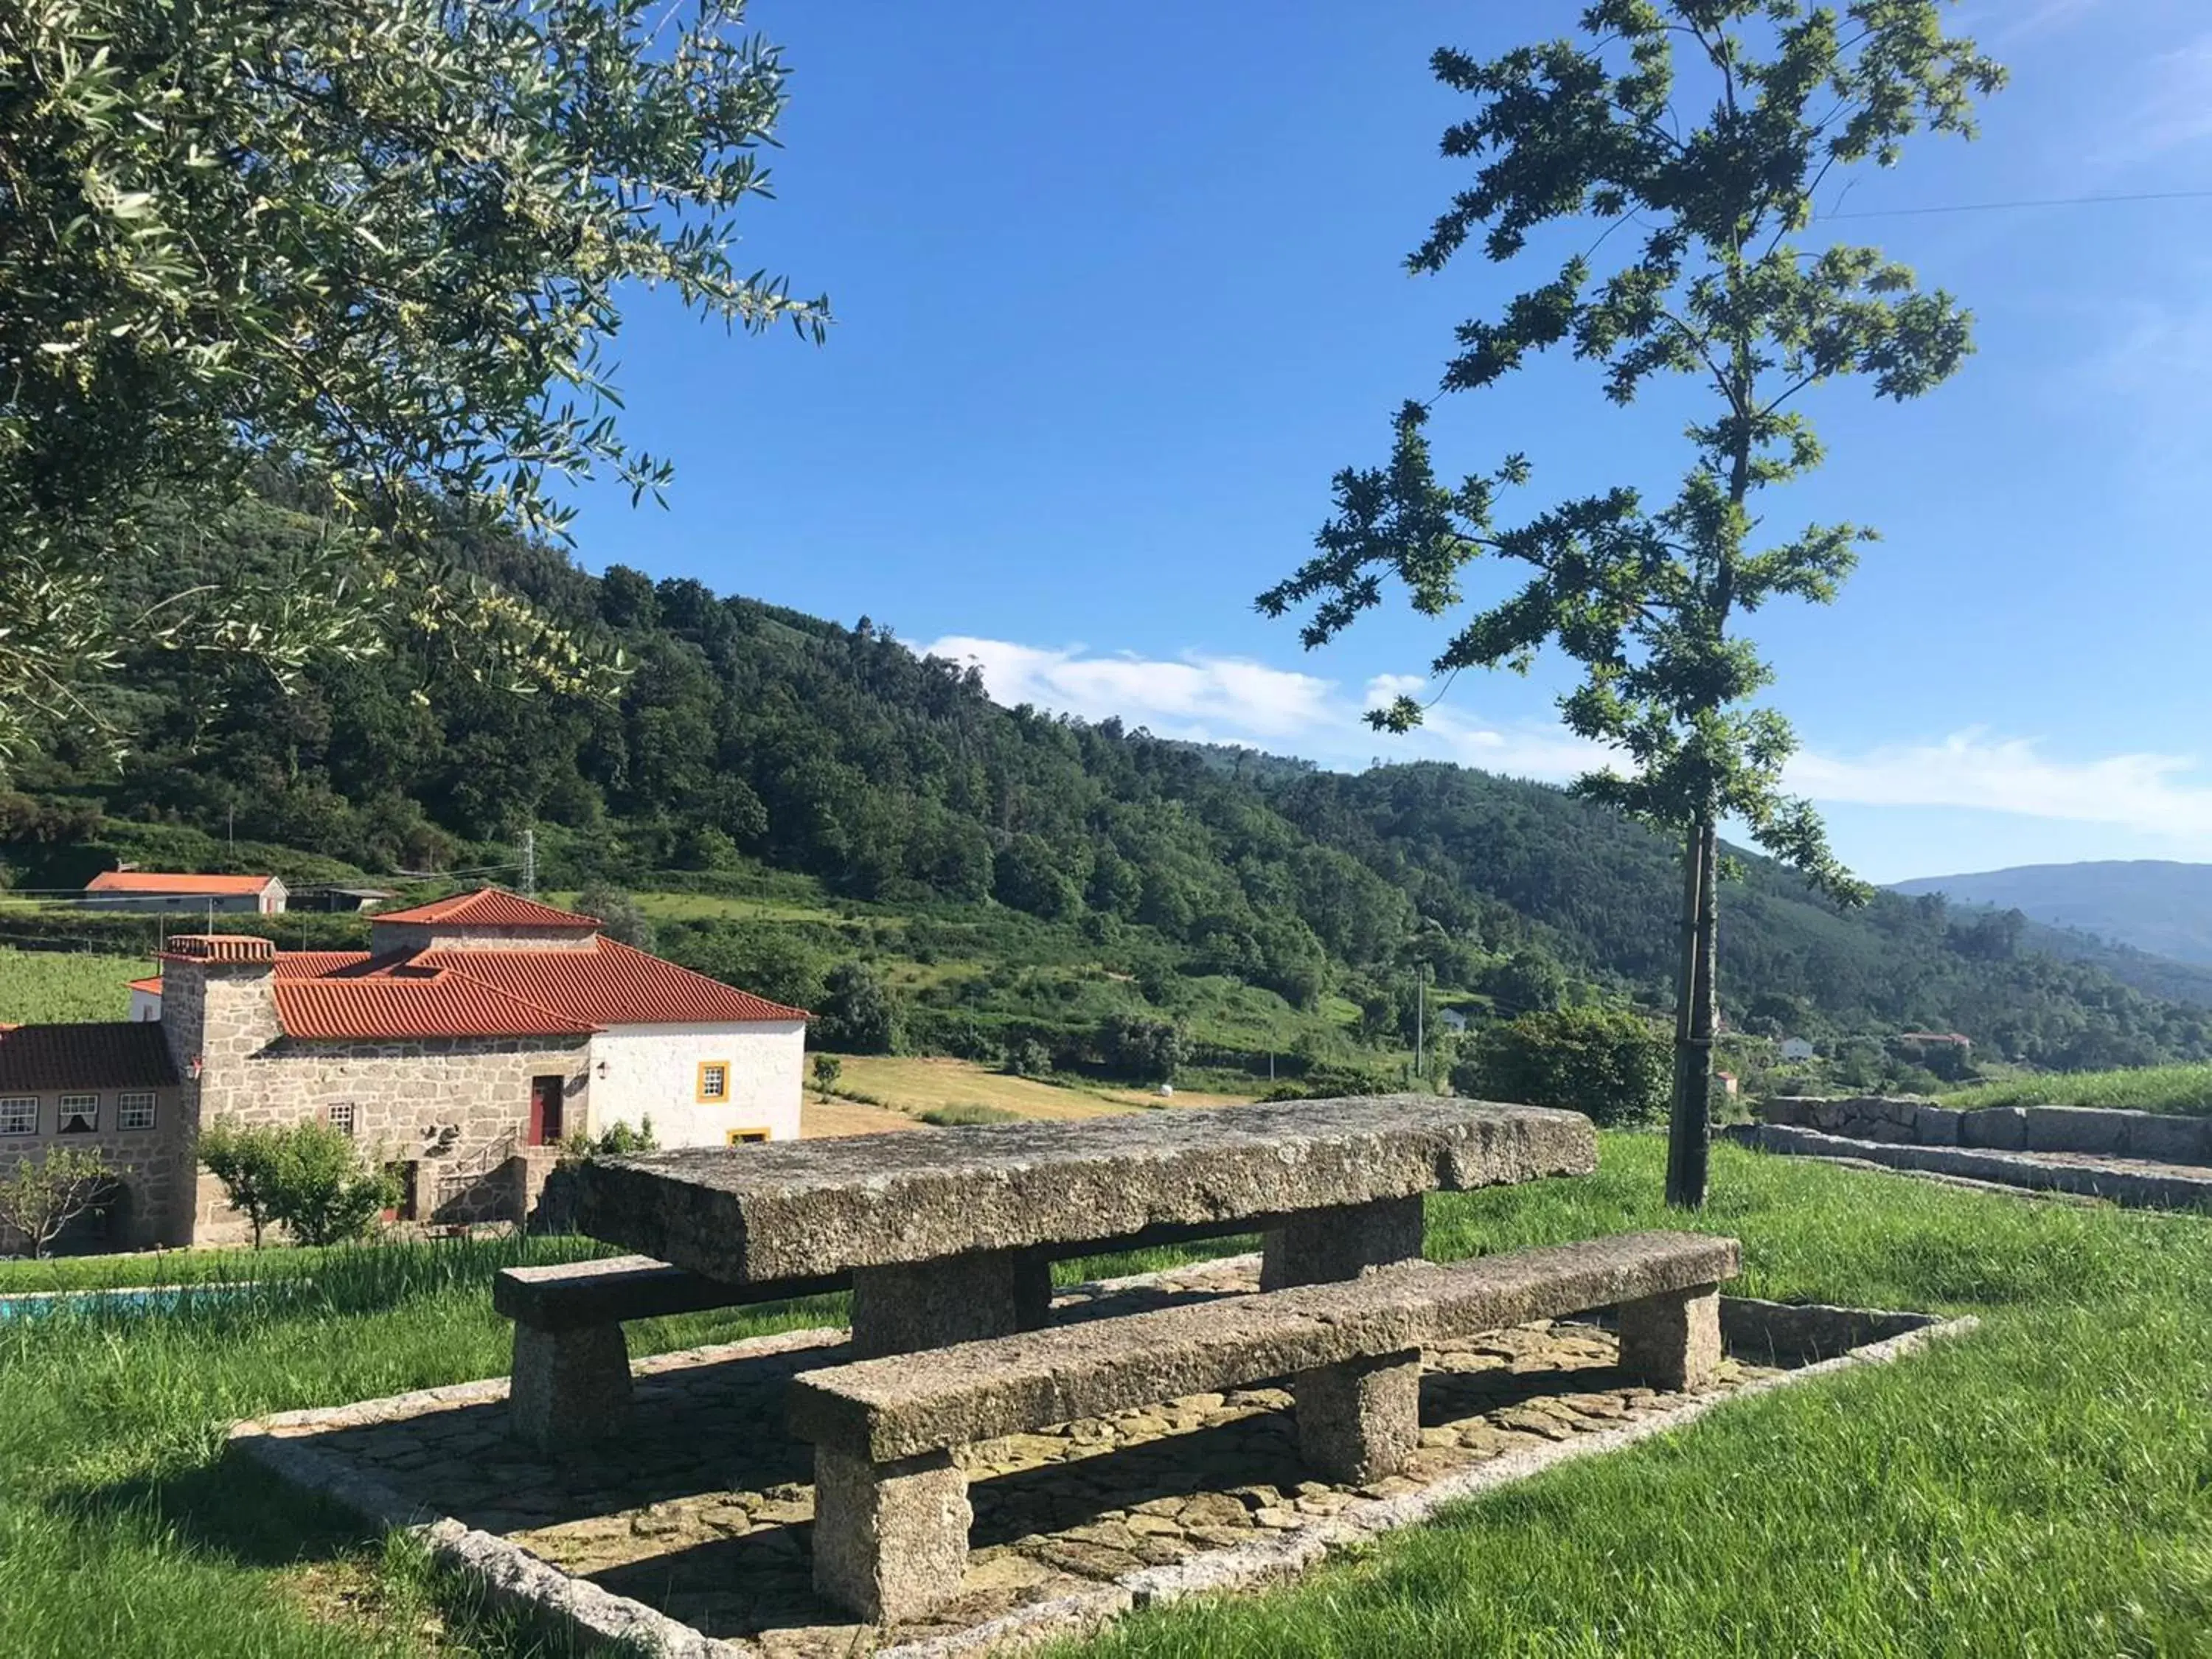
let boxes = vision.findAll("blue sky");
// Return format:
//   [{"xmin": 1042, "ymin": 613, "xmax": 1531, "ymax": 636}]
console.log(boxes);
[{"xmin": 559, "ymin": 0, "xmax": 2212, "ymax": 886}]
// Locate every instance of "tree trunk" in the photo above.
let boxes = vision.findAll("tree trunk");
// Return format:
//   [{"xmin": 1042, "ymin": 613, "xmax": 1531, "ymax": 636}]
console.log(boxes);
[{"xmin": 1666, "ymin": 818, "xmax": 1719, "ymax": 1208}]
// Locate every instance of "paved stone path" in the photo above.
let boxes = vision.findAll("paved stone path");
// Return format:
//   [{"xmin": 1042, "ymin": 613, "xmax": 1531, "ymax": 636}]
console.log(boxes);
[{"xmin": 282, "ymin": 1259, "xmax": 1775, "ymax": 1655}]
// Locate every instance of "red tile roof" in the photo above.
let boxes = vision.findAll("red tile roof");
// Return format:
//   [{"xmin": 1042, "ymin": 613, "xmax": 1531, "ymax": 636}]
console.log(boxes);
[
  {"xmin": 274, "ymin": 952, "xmax": 374, "ymax": 978},
  {"xmin": 128, "ymin": 977, "xmax": 162, "ymax": 995},
  {"xmin": 370, "ymin": 888, "xmax": 600, "ymax": 929},
  {"xmin": 86, "ymin": 871, "xmax": 277, "ymax": 896},
  {"xmin": 409, "ymin": 938, "xmax": 808, "ymax": 1025},
  {"xmin": 271, "ymin": 973, "xmax": 599, "ymax": 1041},
  {"xmin": 0, "ymin": 1023, "xmax": 178, "ymax": 1092}
]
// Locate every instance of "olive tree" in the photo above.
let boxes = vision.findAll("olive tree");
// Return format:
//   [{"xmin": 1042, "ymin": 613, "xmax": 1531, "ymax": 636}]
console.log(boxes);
[
  {"xmin": 1261, "ymin": 2, "xmax": 2002, "ymax": 1206},
  {"xmin": 1, "ymin": 0, "xmax": 825, "ymax": 764}
]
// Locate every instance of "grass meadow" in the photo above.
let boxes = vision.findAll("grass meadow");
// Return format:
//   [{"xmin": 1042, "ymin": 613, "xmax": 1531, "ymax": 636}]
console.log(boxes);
[
  {"xmin": 0, "ymin": 946, "xmax": 152, "ymax": 1023},
  {"xmin": 1943, "ymin": 1063, "xmax": 2212, "ymax": 1116},
  {"xmin": 1, "ymin": 1138, "xmax": 2208, "ymax": 1657}
]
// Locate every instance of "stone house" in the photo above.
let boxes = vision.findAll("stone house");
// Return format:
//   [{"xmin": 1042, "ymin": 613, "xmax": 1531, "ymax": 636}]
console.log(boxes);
[
  {"xmin": 0, "ymin": 1021, "xmax": 187, "ymax": 1251},
  {"xmin": 83, "ymin": 870, "xmax": 289, "ymax": 914},
  {"xmin": 4, "ymin": 889, "xmax": 807, "ymax": 1251}
]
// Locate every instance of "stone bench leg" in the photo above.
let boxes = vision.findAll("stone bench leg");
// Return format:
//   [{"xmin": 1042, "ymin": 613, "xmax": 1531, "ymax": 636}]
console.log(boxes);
[
  {"xmin": 850, "ymin": 1248, "xmax": 1051, "ymax": 1359},
  {"xmin": 508, "ymin": 1321, "xmax": 632, "ymax": 1453},
  {"xmin": 1617, "ymin": 1282, "xmax": 1722, "ymax": 1391},
  {"xmin": 1295, "ymin": 1348, "xmax": 1422, "ymax": 1484},
  {"xmin": 1262, "ymin": 1194, "xmax": 1424, "ymax": 1290},
  {"xmin": 812, "ymin": 1441, "xmax": 972, "ymax": 1625}
]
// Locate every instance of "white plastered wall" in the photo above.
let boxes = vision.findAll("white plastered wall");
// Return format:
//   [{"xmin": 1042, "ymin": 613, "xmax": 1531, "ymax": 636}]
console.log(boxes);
[{"xmin": 585, "ymin": 1020, "xmax": 804, "ymax": 1147}]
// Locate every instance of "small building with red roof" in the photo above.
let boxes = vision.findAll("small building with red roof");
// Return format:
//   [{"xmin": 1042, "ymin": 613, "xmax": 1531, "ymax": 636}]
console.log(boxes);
[
  {"xmin": 6, "ymin": 889, "xmax": 808, "ymax": 1251},
  {"xmin": 83, "ymin": 869, "xmax": 288, "ymax": 914}
]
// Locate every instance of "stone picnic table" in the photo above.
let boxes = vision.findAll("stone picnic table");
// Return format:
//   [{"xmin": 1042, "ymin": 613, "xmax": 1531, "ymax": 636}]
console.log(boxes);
[{"xmin": 571, "ymin": 1094, "xmax": 1596, "ymax": 1358}]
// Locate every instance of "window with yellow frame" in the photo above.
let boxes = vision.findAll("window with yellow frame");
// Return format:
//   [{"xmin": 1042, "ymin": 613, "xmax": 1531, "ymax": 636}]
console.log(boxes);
[
  {"xmin": 726, "ymin": 1127, "xmax": 769, "ymax": 1145},
  {"xmin": 695, "ymin": 1060, "xmax": 731, "ymax": 1103}
]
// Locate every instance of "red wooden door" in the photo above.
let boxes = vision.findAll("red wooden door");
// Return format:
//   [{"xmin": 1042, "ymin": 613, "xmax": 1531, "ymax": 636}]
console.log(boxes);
[{"xmin": 528, "ymin": 1075, "xmax": 566, "ymax": 1146}]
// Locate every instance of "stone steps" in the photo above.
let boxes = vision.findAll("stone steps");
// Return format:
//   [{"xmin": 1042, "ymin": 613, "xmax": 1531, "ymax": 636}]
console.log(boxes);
[{"xmin": 1729, "ymin": 1123, "xmax": 2212, "ymax": 1211}]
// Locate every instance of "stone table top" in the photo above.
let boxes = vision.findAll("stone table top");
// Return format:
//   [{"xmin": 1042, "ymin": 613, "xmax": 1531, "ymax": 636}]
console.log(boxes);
[{"xmin": 571, "ymin": 1094, "xmax": 1596, "ymax": 1285}]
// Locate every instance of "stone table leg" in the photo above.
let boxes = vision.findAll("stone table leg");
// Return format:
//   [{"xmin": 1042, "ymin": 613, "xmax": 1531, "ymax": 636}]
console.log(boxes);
[
  {"xmin": 1295, "ymin": 1348, "xmax": 1421, "ymax": 1484},
  {"xmin": 1261, "ymin": 1194, "xmax": 1425, "ymax": 1290},
  {"xmin": 849, "ymin": 1248, "xmax": 1048, "ymax": 1358},
  {"xmin": 1617, "ymin": 1282, "xmax": 1722, "ymax": 1390},
  {"xmin": 812, "ymin": 1441, "xmax": 972, "ymax": 1625},
  {"xmin": 508, "ymin": 1322, "xmax": 631, "ymax": 1454}
]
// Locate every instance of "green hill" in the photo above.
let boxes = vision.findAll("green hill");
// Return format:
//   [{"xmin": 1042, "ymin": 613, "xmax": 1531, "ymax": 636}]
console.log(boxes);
[{"xmin": 4, "ymin": 484, "xmax": 2208, "ymax": 1081}]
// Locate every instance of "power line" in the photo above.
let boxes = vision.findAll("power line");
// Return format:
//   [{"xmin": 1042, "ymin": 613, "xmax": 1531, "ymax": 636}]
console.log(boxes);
[{"xmin": 1820, "ymin": 187, "xmax": 2212, "ymax": 220}]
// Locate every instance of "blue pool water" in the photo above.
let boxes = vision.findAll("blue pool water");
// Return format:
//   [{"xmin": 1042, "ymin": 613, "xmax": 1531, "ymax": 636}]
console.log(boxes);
[{"xmin": 0, "ymin": 1281, "xmax": 259, "ymax": 1320}]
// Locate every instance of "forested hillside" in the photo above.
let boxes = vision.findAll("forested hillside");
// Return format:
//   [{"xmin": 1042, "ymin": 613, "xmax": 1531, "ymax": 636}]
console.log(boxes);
[{"xmin": 4, "ymin": 481, "xmax": 2207, "ymax": 1077}]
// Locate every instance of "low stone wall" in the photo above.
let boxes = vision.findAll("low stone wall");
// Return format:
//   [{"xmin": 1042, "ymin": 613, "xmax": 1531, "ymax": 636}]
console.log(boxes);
[{"xmin": 1761, "ymin": 1096, "xmax": 2212, "ymax": 1166}]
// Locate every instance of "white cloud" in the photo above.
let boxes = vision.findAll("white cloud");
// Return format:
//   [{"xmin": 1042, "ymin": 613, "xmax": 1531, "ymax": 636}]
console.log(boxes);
[
  {"xmin": 925, "ymin": 636, "xmax": 2212, "ymax": 853},
  {"xmin": 2098, "ymin": 32, "xmax": 2212, "ymax": 162},
  {"xmin": 921, "ymin": 636, "xmax": 1607, "ymax": 780},
  {"xmin": 924, "ymin": 636, "xmax": 1337, "ymax": 740},
  {"xmin": 1789, "ymin": 731, "xmax": 2212, "ymax": 844}
]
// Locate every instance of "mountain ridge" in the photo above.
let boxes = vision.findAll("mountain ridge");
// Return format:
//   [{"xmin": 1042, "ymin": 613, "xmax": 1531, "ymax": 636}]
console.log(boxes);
[{"xmin": 1891, "ymin": 860, "xmax": 2212, "ymax": 967}]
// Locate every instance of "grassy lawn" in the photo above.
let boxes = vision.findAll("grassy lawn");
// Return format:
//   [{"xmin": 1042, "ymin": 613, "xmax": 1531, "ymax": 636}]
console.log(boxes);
[
  {"xmin": 822, "ymin": 1053, "xmax": 1256, "ymax": 1121},
  {"xmin": 1, "ymin": 1140, "xmax": 2208, "ymax": 1656},
  {"xmin": 0, "ymin": 946, "xmax": 151, "ymax": 1023},
  {"xmin": 1943, "ymin": 1063, "xmax": 2212, "ymax": 1116}
]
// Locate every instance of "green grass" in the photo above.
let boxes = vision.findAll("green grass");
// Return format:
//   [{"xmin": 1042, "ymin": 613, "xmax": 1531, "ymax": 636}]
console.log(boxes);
[
  {"xmin": 916, "ymin": 1102, "xmax": 1023, "ymax": 1127},
  {"xmin": 4, "ymin": 1142, "xmax": 2211, "ymax": 1657},
  {"xmin": 0, "ymin": 946, "xmax": 151, "ymax": 1023},
  {"xmin": 1942, "ymin": 1063, "xmax": 2212, "ymax": 1116}
]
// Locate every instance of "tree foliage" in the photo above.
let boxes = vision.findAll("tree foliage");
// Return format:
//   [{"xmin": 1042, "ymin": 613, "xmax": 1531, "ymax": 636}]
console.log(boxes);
[
  {"xmin": 1259, "ymin": 2, "xmax": 2002, "ymax": 1202},
  {"xmin": 0, "ymin": 0, "xmax": 823, "ymax": 764},
  {"xmin": 197, "ymin": 1117, "xmax": 394, "ymax": 1246},
  {"xmin": 0, "ymin": 1146, "xmax": 116, "ymax": 1257},
  {"xmin": 1455, "ymin": 1005, "xmax": 1670, "ymax": 1127}
]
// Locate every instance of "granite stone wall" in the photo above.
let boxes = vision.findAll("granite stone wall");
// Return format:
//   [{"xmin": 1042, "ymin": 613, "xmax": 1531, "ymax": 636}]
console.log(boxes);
[{"xmin": 1761, "ymin": 1096, "xmax": 2212, "ymax": 1165}]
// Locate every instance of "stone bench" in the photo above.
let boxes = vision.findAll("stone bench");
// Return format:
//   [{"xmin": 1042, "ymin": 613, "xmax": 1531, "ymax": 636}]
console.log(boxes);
[
  {"xmin": 495, "ymin": 1255, "xmax": 849, "ymax": 1452},
  {"xmin": 496, "ymin": 1225, "xmax": 1271, "ymax": 1450},
  {"xmin": 787, "ymin": 1228, "xmax": 1740, "ymax": 1623}
]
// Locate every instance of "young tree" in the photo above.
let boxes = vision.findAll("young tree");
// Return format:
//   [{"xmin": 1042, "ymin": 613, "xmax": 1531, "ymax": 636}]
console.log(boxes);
[
  {"xmin": 266, "ymin": 1121, "xmax": 400, "ymax": 1247},
  {"xmin": 1259, "ymin": 3, "xmax": 2003, "ymax": 1206},
  {"xmin": 811, "ymin": 1054, "xmax": 844, "ymax": 1101},
  {"xmin": 195, "ymin": 1120, "xmax": 285, "ymax": 1249},
  {"xmin": 0, "ymin": 1147, "xmax": 116, "ymax": 1258},
  {"xmin": 1, "ymin": 0, "xmax": 825, "ymax": 765}
]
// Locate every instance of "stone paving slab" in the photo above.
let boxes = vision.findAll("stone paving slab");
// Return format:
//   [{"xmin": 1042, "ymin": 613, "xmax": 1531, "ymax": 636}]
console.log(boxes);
[
  {"xmin": 574, "ymin": 1096, "xmax": 1596, "ymax": 1281},
  {"xmin": 234, "ymin": 1254, "xmax": 1971, "ymax": 1658},
  {"xmin": 1733, "ymin": 1124, "xmax": 2212, "ymax": 1210}
]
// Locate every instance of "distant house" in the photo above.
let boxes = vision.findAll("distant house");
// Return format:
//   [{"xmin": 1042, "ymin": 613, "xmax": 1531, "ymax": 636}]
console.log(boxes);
[
  {"xmin": 1778, "ymin": 1037, "xmax": 1817, "ymax": 1062},
  {"xmin": 83, "ymin": 871, "xmax": 288, "ymax": 915},
  {"xmin": 4, "ymin": 890, "xmax": 810, "ymax": 1252},
  {"xmin": 1715, "ymin": 1071, "xmax": 1739, "ymax": 1097},
  {"xmin": 1436, "ymin": 1008, "xmax": 1469, "ymax": 1034}
]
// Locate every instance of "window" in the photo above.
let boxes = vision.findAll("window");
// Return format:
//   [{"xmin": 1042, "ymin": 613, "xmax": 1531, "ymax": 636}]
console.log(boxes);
[
  {"xmin": 726, "ymin": 1128, "xmax": 769, "ymax": 1146},
  {"xmin": 696, "ymin": 1061, "xmax": 731, "ymax": 1103},
  {"xmin": 58, "ymin": 1095, "xmax": 97, "ymax": 1135},
  {"xmin": 0, "ymin": 1098, "xmax": 35, "ymax": 1137},
  {"xmin": 327, "ymin": 1101, "xmax": 357, "ymax": 1137},
  {"xmin": 117, "ymin": 1092, "xmax": 156, "ymax": 1132}
]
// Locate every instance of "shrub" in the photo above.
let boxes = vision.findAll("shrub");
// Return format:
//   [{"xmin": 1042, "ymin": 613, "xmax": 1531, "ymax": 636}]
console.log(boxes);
[
  {"xmin": 1453, "ymin": 1005, "xmax": 1670, "ymax": 1127},
  {"xmin": 1097, "ymin": 1012, "xmax": 1187, "ymax": 1083},
  {"xmin": 811, "ymin": 1054, "xmax": 843, "ymax": 1100},
  {"xmin": 1004, "ymin": 1038, "xmax": 1052, "ymax": 1078},
  {"xmin": 919, "ymin": 1103, "xmax": 1020, "ymax": 1127},
  {"xmin": 198, "ymin": 1118, "xmax": 398, "ymax": 1247}
]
